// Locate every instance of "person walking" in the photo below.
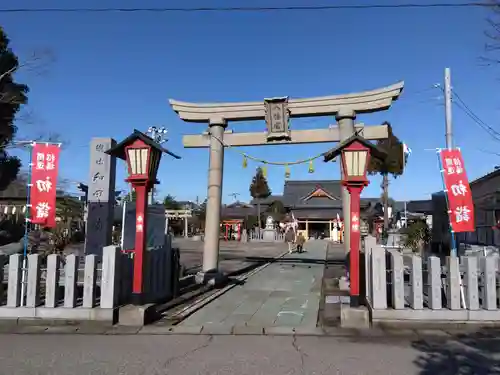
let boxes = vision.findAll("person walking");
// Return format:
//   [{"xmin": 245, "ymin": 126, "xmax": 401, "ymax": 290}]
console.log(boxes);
[
  {"xmin": 296, "ymin": 232, "xmax": 305, "ymax": 253},
  {"xmin": 285, "ymin": 227, "xmax": 295, "ymax": 254}
]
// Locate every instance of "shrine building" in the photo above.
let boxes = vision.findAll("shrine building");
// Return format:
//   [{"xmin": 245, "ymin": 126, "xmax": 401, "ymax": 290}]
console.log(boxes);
[{"xmin": 251, "ymin": 180, "xmax": 379, "ymax": 241}]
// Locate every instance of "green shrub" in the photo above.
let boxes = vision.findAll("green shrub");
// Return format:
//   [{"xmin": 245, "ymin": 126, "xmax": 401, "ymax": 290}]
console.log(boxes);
[{"xmin": 404, "ymin": 220, "xmax": 430, "ymax": 253}]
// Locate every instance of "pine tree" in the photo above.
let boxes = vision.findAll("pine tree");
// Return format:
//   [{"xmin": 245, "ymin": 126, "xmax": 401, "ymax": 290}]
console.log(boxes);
[
  {"xmin": 163, "ymin": 194, "xmax": 180, "ymax": 209},
  {"xmin": 367, "ymin": 122, "xmax": 404, "ymax": 230},
  {"xmin": 0, "ymin": 27, "xmax": 28, "ymax": 190},
  {"xmin": 249, "ymin": 167, "xmax": 271, "ymax": 230}
]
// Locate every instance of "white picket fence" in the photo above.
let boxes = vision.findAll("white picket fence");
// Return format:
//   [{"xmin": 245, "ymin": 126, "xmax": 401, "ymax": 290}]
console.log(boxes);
[{"xmin": 365, "ymin": 236, "xmax": 500, "ymax": 323}]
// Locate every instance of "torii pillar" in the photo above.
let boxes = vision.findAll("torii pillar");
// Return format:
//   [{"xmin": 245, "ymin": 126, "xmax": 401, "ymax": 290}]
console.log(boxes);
[
  {"xmin": 203, "ymin": 117, "xmax": 226, "ymax": 283},
  {"xmin": 337, "ymin": 108, "xmax": 356, "ymax": 254},
  {"xmin": 169, "ymin": 81, "xmax": 404, "ymax": 284}
]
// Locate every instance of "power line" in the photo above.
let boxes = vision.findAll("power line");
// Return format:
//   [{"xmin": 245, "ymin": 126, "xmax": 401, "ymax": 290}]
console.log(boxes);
[
  {"xmin": 452, "ymin": 90, "xmax": 500, "ymax": 141},
  {"xmin": 434, "ymin": 83, "xmax": 500, "ymax": 142},
  {"xmin": 454, "ymin": 100, "xmax": 500, "ymax": 141},
  {"xmin": 477, "ymin": 148, "xmax": 500, "ymax": 157},
  {"xmin": 0, "ymin": 3, "xmax": 493, "ymax": 14}
]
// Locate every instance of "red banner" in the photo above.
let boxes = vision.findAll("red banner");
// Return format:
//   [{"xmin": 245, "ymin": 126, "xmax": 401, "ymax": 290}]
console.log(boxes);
[
  {"xmin": 439, "ymin": 149, "xmax": 475, "ymax": 233},
  {"xmin": 30, "ymin": 144, "xmax": 61, "ymax": 228}
]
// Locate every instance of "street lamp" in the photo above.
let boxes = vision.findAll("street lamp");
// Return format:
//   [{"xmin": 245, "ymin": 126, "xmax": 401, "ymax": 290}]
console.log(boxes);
[
  {"xmin": 324, "ymin": 134, "xmax": 386, "ymax": 307},
  {"xmin": 106, "ymin": 129, "xmax": 180, "ymax": 305}
]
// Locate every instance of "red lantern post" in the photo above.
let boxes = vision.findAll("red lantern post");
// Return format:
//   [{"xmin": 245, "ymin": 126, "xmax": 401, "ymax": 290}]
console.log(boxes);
[
  {"xmin": 340, "ymin": 141, "xmax": 370, "ymax": 307},
  {"xmin": 324, "ymin": 135, "xmax": 386, "ymax": 307},
  {"xmin": 106, "ymin": 130, "xmax": 180, "ymax": 304}
]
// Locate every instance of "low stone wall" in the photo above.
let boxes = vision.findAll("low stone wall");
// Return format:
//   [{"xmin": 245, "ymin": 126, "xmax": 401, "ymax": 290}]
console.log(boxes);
[
  {"xmin": 0, "ymin": 245, "xmax": 122, "ymax": 323},
  {"xmin": 365, "ymin": 236, "xmax": 500, "ymax": 325},
  {"xmin": 249, "ymin": 232, "xmax": 284, "ymax": 242}
]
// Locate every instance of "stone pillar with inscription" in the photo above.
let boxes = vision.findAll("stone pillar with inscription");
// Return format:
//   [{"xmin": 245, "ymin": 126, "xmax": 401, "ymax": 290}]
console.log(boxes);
[{"xmin": 84, "ymin": 138, "xmax": 117, "ymax": 256}]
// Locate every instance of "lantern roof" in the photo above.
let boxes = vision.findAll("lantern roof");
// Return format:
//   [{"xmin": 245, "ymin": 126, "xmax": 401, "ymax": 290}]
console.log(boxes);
[
  {"xmin": 323, "ymin": 133, "xmax": 387, "ymax": 163},
  {"xmin": 105, "ymin": 129, "xmax": 181, "ymax": 161}
]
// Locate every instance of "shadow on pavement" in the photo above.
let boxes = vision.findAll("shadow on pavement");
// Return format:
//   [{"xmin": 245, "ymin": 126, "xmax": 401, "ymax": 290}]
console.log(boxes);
[
  {"xmin": 228, "ymin": 255, "xmax": 345, "ymax": 266},
  {"xmin": 153, "ymin": 262, "xmax": 259, "ymax": 320},
  {"xmin": 411, "ymin": 329, "xmax": 500, "ymax": 374}
]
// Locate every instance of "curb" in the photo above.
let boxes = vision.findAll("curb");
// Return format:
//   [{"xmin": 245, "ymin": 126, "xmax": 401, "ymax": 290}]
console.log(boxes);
[{"xmin": 0, "ymin": 324, "xmax": 479, "ymax": 340}]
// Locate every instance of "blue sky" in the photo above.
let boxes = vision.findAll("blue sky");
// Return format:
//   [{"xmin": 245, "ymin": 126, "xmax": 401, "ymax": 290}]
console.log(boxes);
[{"xmin": 1, "ymin": 0, "xmax": 498, "ymax": 203}]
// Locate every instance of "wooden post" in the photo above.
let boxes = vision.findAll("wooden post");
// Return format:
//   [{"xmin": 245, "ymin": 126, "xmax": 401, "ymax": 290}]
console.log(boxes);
[
  {"xmin": 390, "ymin": 251, "xmax": 405, "ymax": 309},
  {"xmin": 447, "ymin": 256, "xmax": 461, "ymax": 310},
  {"xmin": 0, "ymin": 255, "xmax": 6, "ymax": 303},
  {"xmin": 83, "ymin": 255, "xmax": 97, "ymax": 308},
  {"xmin": 101, "ymin": 245, "xmax": 120, "ymax": 308},
  {"xmin": 410, "ymin": 255, "xmax": 423, "ymax": 310},
  {"xmin": 371, "ymin": 245, "xmax": 387, "ymax": 309},
  {"xmin": 26, "ymin": 254, "xmax": 41, "ymax": 307},
  {"xmin": 7, "ymin": 254, "xmax": 21, "ymax": 307},
  {"xmin": 464, "ymin": 256, "xmax": 479, "ymax": 310},
  {"xmin": 45, "ymin": 254, "xmax": 61, "ymax": 308},
  {"xmin": 428, "ymin": 256, "xmax": 442, "ymax": 310},
  {"xmin": 364, "ymin": 235, "xmax": 377, "ymax": 305},
  {"xmin": 483, "ymin": 256, "xmax": 497, "ymax": 310},
  {"xmin": 64, "ymin": 254, "xmax": 79, "ymax": 308}
]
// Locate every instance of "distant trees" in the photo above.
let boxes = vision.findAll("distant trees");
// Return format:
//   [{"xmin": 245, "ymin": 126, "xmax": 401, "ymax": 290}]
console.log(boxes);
[
  {"xmin": 163, "ymin": 194, "xmax": 180, "ymax": 209},
  {"xmin": 267, "ymin": 200, "xmax": 285, "ymax": 214},
  {"xmin": 402, "ymin": 219, "xmax": 430, "ymax": 255},
  {"xmin": 196, "ymin": 198, "xmax": 207, "ymax": 221},
  {"xmin": 121, "ymin": 191, "xmax": 180, "ymax": 208},
  {"xmin": 249, "ymin": 167, "xmax": 271, "ymax": 229},
  {"xmin": 367, "ymin": 122, "xmax": 404, "ymax": 230},
  {"xmin": 266, "ymin": 200, "xmax": 286, "ymax": 222},
  {"xmin": 191, "ymin": 199, "xmax": 207, "ymax": 232},
  {"xmin": 124, "ymin": 189, "xmax": 136, "ymax": 202}
]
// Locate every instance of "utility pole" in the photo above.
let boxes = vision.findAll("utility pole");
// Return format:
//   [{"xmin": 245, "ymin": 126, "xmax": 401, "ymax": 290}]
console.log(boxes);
[
  {"xmin": 444, "ymin": 67, "xmax": 453, "ymax": 149},
  {"xmin": 443, "ymin": 67, "xmax": 466, "ymax": 308}
]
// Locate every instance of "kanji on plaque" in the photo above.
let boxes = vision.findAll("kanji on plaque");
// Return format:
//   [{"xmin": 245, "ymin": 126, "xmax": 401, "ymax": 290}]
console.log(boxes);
[
  {"xmin": 30, "ymin": 144, "xmax": 61, "ymax": 228},
  {"xmin": 351, "ymin": 212, "xmax": 360, "ymax": 232},
  {"xmin": 136, "ymin": 214, "xmax": 144, "ymax": 233},
  {"xmin": 439, "ymin": 149, "xmax": 475, "ymax": 232}
]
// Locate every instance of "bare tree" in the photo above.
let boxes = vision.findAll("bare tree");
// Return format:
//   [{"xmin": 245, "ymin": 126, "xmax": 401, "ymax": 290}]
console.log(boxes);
[
  {"xmin": 0, "ymin": 47, "xmax": 55, "ymax": 135},
  {"xmin": 0, "ymin": 49, "xmax": 54, "ymax": 104},
  {"xmin": 0, "ymin": 44, "xmax": 58, "ymax": 146},
  {"xmin": 0, "ymin": 48, "xmax": 54, "ymax": 82},
  {"xmin": 484, "ymin": 1, "xmax": 500, "ymax": 65}
]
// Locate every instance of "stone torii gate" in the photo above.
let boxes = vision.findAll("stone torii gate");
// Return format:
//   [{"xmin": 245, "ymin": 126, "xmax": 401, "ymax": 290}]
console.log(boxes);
[{"xmin": 169, "ymin": 81, "xmax": 404, "ymax": 283}]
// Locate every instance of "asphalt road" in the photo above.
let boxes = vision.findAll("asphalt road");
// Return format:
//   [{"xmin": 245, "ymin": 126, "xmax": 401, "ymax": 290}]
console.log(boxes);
[{"xmin": 0, "ymin": 334, "xmax": 427, "ymax": 374}]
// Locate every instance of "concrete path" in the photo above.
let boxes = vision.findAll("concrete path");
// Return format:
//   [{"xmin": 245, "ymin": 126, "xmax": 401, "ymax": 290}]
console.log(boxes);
[{"xmin": 178, "ymin": 240, "xmax": 328, "ymax": 331}]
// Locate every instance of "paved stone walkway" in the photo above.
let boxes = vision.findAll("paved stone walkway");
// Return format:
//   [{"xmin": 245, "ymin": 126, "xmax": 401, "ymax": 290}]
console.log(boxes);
[{"xmin": 178, "ymin": 240, "xmax": 328, "ymax": 330}]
